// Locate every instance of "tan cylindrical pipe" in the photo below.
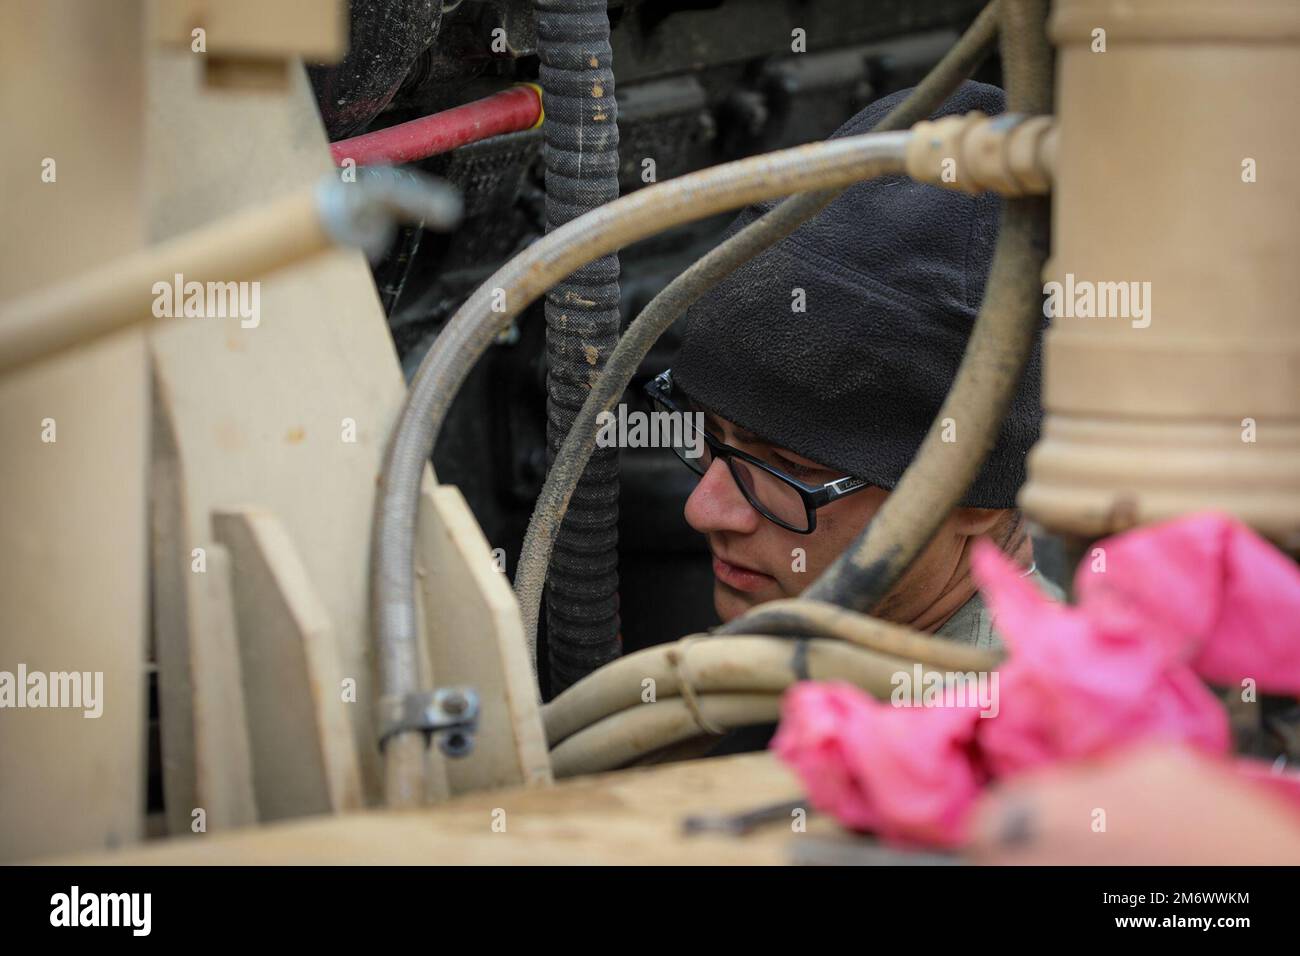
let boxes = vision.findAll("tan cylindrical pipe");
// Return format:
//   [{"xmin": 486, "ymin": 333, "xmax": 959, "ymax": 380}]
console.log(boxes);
[
  {"xmin": 1021, "ymin": 0, "xmax": 1300, "ymax": 548},
  {"xmin": 0, "ymin": 190, "xmax": 327, "ymax": 375}
]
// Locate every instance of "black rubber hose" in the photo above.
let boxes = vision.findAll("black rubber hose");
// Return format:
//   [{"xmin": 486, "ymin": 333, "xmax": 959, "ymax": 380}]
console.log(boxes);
[{"xmin": 535, "ymin": 0, "xmax": 623, "ymax": 693}]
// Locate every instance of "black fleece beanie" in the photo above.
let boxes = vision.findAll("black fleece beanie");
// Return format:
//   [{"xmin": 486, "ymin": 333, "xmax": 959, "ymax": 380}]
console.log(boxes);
[{"xmin": 672, "ymin": 80, "xmax": 1045, "ymax": 510}]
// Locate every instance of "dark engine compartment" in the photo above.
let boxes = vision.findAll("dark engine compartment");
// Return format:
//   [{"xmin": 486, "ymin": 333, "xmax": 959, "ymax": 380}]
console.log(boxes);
[{"xmin": 309, "ymin": 0, "xmax": 1003, "ymax": 697}]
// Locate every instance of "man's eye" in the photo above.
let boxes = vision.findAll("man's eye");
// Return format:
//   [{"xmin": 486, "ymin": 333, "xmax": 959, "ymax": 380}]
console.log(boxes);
[{"xmin": 774, "ymin": 454, "xmax": 818, "ymax": 479}]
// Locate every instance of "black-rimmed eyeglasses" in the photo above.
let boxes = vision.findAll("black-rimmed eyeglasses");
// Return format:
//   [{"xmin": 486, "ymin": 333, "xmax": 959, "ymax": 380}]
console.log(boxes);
[{"xmin": 643, "ymin": 369, "xmax": 870, "ymax": 534}]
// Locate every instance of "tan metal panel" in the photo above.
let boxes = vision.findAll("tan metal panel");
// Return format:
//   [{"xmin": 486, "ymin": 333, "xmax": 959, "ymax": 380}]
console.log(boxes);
[
  {"xmin": 58, "ymin": 753, "xmax": 811, "ymax": 865},
  {"xmin": 416, "ymin": 484, "xmax": 553, "ymax": 794},
  {"xmin": 213, "ymin": 509, "xmax": 364, "ymax": 820},
  {"xmin": 150, "ymin": 0, "xmax": 346, "ymax": 61},
  {"xmin": 145, "ymin": 53, "xmax": 400, "ymax": 809},
  {"xmin": 0, "ymin": 0, "xmax": 149, "ymax": 861}
]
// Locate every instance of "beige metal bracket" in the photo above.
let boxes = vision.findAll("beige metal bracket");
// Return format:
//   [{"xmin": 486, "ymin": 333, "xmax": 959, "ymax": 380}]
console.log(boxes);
[
  {"xmin": 415, "ymin": 483, "xmax": 554, "ymax": 794},
  {"xmin": 213, "ymin": 508, "xmax": 365, "ymax": 820}
]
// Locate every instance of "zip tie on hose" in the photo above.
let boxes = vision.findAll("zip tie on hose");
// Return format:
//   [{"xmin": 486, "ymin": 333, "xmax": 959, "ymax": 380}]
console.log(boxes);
[
  {"xmin": 665, "ymin": 639, "xmax": 727, "ymax": 736},
  {"xmin": 791, "ymin": 639, "xmax": 812, "ymax": 682}
]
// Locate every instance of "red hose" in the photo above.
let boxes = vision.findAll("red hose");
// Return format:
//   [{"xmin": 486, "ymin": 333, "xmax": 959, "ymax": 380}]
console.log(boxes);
[{"xmin": 330, "ymin": 85, "xmax": 543, "ymax": 167}]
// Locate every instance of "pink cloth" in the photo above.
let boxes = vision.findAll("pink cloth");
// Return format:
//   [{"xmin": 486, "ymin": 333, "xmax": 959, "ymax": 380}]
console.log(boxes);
[
  {"xmin": 972, "ymin": 533, "xmax": 1232, "ymax": 776},
  {"xmin": 1070, "ymin": 511, "xmax": 1300, "ymax": 696},
  {"xmin": 772, "ymin": 512, "xmax": 1300, "ymax": 847},
  {"xmin": 774, "ymin": 682, "xmax": 985, "ymax": 846}
]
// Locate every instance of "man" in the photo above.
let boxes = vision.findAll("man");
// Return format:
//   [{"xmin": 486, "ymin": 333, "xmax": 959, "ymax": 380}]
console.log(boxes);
[{"xmin": 650, "ymin": 80, "xmax": 1060, "ymax": 648}]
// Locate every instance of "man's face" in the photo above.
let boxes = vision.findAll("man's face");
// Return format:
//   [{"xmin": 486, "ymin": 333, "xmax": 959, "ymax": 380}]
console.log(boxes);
[{"xmin": 681, "ymin": 407, "xmax": 895, "ymax": 623}]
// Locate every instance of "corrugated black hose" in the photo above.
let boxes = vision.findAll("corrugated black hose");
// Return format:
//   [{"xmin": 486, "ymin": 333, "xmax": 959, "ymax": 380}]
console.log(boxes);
[{"xmin": 535, "ymin": 0, "xmax": 622, "ymax": 694}]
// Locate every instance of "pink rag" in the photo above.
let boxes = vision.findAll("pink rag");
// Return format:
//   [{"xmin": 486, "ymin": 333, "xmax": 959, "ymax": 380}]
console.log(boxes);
[
  {"xmin": 772, "ymin": 512, "xmax": 1300, "ymax": 847},
  {"xmin": 772, "ymin": 682, "xmax": 985, "ymax": 846}
]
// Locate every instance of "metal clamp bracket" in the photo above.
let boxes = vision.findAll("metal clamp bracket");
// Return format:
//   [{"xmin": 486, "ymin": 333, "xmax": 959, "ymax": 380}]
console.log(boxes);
[{"xmin": 378, "ymin": 686, "xmax": 480, "ymax": 758}]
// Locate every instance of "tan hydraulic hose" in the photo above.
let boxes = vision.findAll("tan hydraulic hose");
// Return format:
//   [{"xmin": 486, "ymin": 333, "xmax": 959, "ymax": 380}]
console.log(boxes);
[
  {"xmin": 513, "ymin": 0, "xmax": 1005, "ymax": 666},
  {"xmin": 372, "ymin": 130, "xmax": 916, "ymax": 801},
  {"xmin": 542, "ymin": 632, "xmax": 997, "ymax": 747},
  {"xmin": 710, "ymin": 600, "xmax": 1001, "ymax": 671},
  {"xmin": 551, "ymin": 693, "xmax": 782, "ymax": 778},
  {"xmin": 719, "ymin": 0, "xmax": 1054, "ymax": 629}
]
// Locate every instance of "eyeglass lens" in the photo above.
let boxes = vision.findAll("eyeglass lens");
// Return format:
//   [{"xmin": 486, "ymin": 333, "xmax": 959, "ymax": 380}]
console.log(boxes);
[{"xmin": 661, "ymin": 408, "xmax": 811, "ymax": 531}]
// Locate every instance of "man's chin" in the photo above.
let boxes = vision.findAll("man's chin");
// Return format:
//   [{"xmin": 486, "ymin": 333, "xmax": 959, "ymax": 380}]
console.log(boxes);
[{"xmin": 713, "ymin": 581, "xmax": 766, "ymax": 623}]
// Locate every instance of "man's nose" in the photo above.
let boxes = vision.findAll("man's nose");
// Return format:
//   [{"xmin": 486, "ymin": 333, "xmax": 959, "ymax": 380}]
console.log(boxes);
[{"xmin": 684, "ymin": 458, "xmax": 760, "ymax": 535}]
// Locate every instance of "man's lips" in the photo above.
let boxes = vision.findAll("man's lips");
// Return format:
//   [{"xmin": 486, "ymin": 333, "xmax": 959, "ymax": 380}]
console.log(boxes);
[{"xmin": 711, "ymin": 552, "xmax": 775, "ymax": 593}]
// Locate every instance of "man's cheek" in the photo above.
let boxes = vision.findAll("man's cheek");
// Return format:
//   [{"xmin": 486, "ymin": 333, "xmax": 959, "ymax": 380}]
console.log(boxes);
[
  {"xmin": 770, "ymin": 565, "xmax": 802, "ymax": 598},
  {"xmin": 784, "ymin": 545, "xmax": 828, "ymax": 594}
]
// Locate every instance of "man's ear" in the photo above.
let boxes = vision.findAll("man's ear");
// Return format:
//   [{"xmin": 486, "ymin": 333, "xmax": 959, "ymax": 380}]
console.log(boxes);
[{"xmin": 950, "ymin": 506, "xmax": 1005, "ymax": 537}]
